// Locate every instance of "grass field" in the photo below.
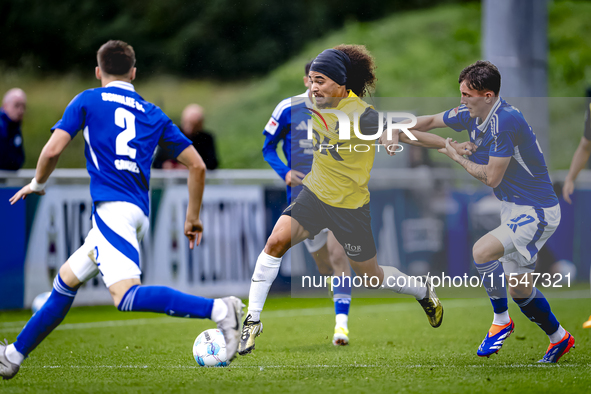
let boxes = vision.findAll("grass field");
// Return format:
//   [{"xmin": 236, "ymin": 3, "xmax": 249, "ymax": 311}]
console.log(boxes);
[{"xmin": 1, "ymin": 295, "xmax": 590, "ymax": 393}]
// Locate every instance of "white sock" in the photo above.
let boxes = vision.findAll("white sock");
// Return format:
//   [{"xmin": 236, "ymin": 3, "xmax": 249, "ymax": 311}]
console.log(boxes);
[
  {"xmin": 549, "ymin": 325, "xmax": 567, "ymax": 344},
  {"xmin": 247, "ymin": 251, "xmax": 282, "ymax": 322},
  {"xmin": 492, "ymin": 310, "xmax": 511, "ymax": 326},
  {"xmin": 380, "ymin": 265, "xmax": 426, "ymax": 300},
  {"xmin": 5, "ymin": 344, "xmax": 24, "ymax": 366},
  {"xmin": 335, "ymin": 313, "xmax": 348, "ymax": 330},
  {"xmin": 210, "ymin": 299, "xmax": 228, "ymax": 323}
]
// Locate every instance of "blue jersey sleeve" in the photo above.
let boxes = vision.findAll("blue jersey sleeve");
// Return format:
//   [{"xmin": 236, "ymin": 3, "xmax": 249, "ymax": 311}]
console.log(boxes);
[
  {"xmin": 262, "ymin": 105, "xmax": 291, "ymax": 180},
  {"xmin": 443, "ymin": 105, "xmax": 471, "ymax": 132},
  {"xmin": 489, "ymin": 130, "xmax": 515, "ymax": 158},
  {"xmin": 51, "ymin": 92, "xmax": 87, "ymax": 137},
  {"xmin": 158, "ymin": 116, "xmax": 192, "ymax": 159}
]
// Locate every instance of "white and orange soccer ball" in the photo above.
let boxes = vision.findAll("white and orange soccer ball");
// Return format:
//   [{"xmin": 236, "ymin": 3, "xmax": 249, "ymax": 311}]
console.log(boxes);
[{"xmin": 192, "ymin": 329, "xmax": 229, "ymax": 367}]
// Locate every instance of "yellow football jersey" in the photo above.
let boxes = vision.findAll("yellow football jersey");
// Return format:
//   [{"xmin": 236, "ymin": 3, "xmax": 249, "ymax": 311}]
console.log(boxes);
[{"xmin": 303, "ymin": 91, "xmax": 378, "ymax": 209}]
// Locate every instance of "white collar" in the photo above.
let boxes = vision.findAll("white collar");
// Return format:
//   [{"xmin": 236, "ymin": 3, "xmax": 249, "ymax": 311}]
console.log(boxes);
[
  {"xmin": 476, "ymin": 97, "xmax": 501, "ymax": 131},
  {"xmin": 105, "ymin": 81, "xmax": 135, "ymax": 92}
]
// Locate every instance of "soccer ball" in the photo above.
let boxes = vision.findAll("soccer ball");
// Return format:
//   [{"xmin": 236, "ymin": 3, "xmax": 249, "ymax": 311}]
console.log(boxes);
[
  {"xmin": 32, "ymin": 292, "xmax": 51, "ymax": 314},
  {"xmin": 192, "ymin": 329, "xmax": 229, "ymax": 367}
]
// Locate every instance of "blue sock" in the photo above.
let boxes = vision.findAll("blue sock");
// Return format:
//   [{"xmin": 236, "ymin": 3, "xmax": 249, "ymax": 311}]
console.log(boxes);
[
  {"xmin": 14, "ymin": 274, "xmax": 77, "ymax": 357},
  {"xmin": 514, "ymin": 288, "xmax": 560, "ymax": 335},
  {"xmin": 474, "ymin": 260, "xmax": 508, "ymax": 314},
  {"xmin": 118, "ymin": 285, "xmax": 214, "ymax": 319},
  {"xmin": 333, "ymin": 276, "xmax": 352, "ymax": 316}
]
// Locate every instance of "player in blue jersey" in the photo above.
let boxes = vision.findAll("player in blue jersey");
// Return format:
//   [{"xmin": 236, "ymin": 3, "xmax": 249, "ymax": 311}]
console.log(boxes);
[
  {"xmin": 260, "ymin": 61, "xmax": 352, "ymax": 347},
  {"xmin": 0, "ymin": 40, "xmax": 243, "ymax": 380},
  {"xmin": 409, "ymin": 61, "xmax": 574, "ymax": 363}
]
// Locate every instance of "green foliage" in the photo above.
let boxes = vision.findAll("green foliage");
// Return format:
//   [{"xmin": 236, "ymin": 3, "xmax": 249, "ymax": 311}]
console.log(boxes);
[
  {"xmin": 0, "ymin": 0, "xmax": 471, "ymax": 79},
  {"xmin": 0, "ymin": 296, "xmax": 590, "ymax": 393},
  {"xmin": 2, "ymin": 1, "xmax": 590, "ymax": 170}
]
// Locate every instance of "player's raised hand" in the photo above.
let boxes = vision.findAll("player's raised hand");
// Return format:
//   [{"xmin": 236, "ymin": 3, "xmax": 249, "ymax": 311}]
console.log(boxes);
[
  {"xmin": 286, "ymin": 170, "xmax": 305, "ymax": 187},
  {"xmin": 9, "ymin": 184, "xmax": 45, "ymax": 205},
  {"xmin": 184, "ymin": 217, "xmax": 204, "ymax": 249},
  {"xmin": 379, "ymin": 130, "xmax": 400, "ymax": 156}
]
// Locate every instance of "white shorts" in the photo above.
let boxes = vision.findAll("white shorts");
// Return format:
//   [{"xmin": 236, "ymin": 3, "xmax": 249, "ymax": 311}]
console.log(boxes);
[
  {"xmin": 68, "ymin": 201, "xmax": 149, "ymax": 288},
  {"xmin": 303, "ymin": 228, "xmax": 329, "ymax": 253},
  {"xmin": 490, "ymin": 201, "xmax": 560, "ymax": 275}
]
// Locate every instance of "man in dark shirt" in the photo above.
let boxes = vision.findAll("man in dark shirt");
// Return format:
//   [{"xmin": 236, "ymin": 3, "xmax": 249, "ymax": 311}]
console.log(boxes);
[
  {"xmin": 0, "ymin": 88, "xmax": 27, "ymax": 170},
  {"xmin": 153, "ymin": 104, "xmax": 219, "ymax": 170}
]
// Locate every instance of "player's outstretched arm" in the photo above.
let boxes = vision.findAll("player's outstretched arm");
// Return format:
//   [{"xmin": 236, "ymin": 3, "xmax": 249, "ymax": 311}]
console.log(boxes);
[
  {"xmin": 9, "ymin": 129, "xmax": 72, "ymax": 204},
  {"xmin": 563, "ymin": 136, "xmax": 591, "ymax": 204},
  {"xmin": 411, "ymin": 111, "xmax": 448, "ymax": 132},
  {"xmin": 176, "ymin": 145, "xmax": 206, "ymax": 249},
  {"xmin": 438, "ymin": 137, "xmax": 510, "ymax": 188}
]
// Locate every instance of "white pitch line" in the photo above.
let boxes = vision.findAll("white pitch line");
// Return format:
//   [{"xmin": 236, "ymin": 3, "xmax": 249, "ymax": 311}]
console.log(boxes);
[
  {"xmin": 20, "ymin": 363, "xmax": 590, "ymax": 370},
  {"xmin": 1, "ymin": 299, "xmax": 486, "ymax": 333}
]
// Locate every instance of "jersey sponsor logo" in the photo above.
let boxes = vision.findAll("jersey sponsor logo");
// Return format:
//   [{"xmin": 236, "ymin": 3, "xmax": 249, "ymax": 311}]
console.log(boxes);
[
  {"xmin": 264, "ymin": 117, "xmax": 280, "ymax": 135},
  {"xmin": 114, "ymin": 159, "xmax": 140, "ymax": 173},
  {"xmin": 313, "ymin": 129, "xmax": 344, "ymax": 161},
  {"xmin": 101, "ymin": 92, "xmax": 145, "ymax": 112},
  {"xmin": 344, "ymin": 243, "xmax": 361, "ymax": 256},
  {"xmin": 299, "ymin": 139, "xmax": 314, "ymax": 155}
]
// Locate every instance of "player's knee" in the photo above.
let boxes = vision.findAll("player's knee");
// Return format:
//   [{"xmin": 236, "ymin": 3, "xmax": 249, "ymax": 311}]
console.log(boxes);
[
  {"xmin": 509, "ymin": 283, "xmax": 532, "ymax": 300},
  {"xmin": 472, "ymin": 242, "xmax": 492, "ymax": 264},
  {"xmin": 329, "ymin": 247, "xmax": 347, "ymax": 268},
  {"xmin": 58, "ymin": 261, "xmax": 82, "ymax": 289},
  {"xmin": 264, "ymin": 232, "xmax": 290, "ymax": 258}
]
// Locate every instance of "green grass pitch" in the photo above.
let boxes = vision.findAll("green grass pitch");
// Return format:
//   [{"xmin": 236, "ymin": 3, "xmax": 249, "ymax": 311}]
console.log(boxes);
[{"xmin": 1, "ymin": 295, "xmax": 590, "ymax": 393}]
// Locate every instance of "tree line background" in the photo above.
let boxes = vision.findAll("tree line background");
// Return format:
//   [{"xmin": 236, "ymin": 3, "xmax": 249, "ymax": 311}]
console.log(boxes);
[{"xmin": 0, "ymin": 0, "xmax": 474, "ymax": 79}]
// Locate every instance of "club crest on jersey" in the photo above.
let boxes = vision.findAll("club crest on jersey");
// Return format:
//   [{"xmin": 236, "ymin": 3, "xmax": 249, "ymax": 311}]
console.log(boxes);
[{"xmin": 448, "ymin": 106, "xmax": 460, "ymax": 118}]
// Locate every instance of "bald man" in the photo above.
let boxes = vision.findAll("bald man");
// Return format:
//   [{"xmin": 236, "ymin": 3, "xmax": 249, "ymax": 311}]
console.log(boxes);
[
  {"xmin": 0, "ymin": 88, "xmax": 27, "ymax": 170},
  {"xmin": 153, "ymin": 104, "xmax": 219, "ymax": 170}
]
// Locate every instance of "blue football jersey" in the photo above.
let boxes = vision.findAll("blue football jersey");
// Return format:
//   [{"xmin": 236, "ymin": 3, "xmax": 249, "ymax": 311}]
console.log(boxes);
[
  {"xmin": 443, "ymin": 98, "xmax": 558, "ymax": 208},
  {"xmin": 262, "ymin": 91, "xmax": 314, "ymax": 202},
  {"xmin": 52, "ymin": 81, "xmax": 192, "ymax": 216}
]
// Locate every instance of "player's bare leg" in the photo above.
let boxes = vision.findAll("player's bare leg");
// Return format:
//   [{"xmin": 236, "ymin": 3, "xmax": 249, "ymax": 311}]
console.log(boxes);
[
  {"xmin": 347, "ymin": 256, "xmax": 443, "ymax": 328},
  {"xmin": 240, "ymin": 215, "xmax": 310, "ymax": 355}
]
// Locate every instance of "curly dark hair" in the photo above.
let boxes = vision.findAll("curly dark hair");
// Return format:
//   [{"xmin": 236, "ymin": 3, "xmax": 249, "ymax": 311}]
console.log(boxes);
[
  {"xmin": 333, "ymin": 44, "xmax": 376, "ymax": 98},
  {"xmin": 458, "ymin": 60, "xmax": 501, "ymax": 95}
]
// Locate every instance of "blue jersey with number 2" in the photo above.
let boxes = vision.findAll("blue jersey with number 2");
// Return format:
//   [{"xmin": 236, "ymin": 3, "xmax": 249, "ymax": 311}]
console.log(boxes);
[{"xmin": 52, "ymin": 81, "xmax": 191, "ymax": 216}]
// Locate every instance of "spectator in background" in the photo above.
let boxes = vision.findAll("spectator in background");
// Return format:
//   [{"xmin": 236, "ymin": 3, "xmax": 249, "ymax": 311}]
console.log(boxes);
[
  {"xmin": 563, "ymin": 98, "xmax": 591, "ymax": 205},
  {"xmin": 0, "ymin": 88, "xmax": 27, "ymax": 170},
  {"xmin": 562, "ymin": 95, "xmax": 591, "ymax": 329},
  {"xmin": 153, "ymin": 104, "xmax": 219, "ymax": 170}
]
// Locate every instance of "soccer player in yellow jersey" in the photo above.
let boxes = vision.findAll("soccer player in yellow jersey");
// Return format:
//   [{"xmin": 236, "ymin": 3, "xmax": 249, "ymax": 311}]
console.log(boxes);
[{"xmin": 239, "ymin": 45, "xmax": 475, "ymax": 355}]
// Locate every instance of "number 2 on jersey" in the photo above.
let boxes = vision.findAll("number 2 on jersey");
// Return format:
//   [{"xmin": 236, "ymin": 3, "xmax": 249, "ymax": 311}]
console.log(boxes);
[{"xmin": 115, "ymin": 107, "xmax": 137, "ymax": 159}]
